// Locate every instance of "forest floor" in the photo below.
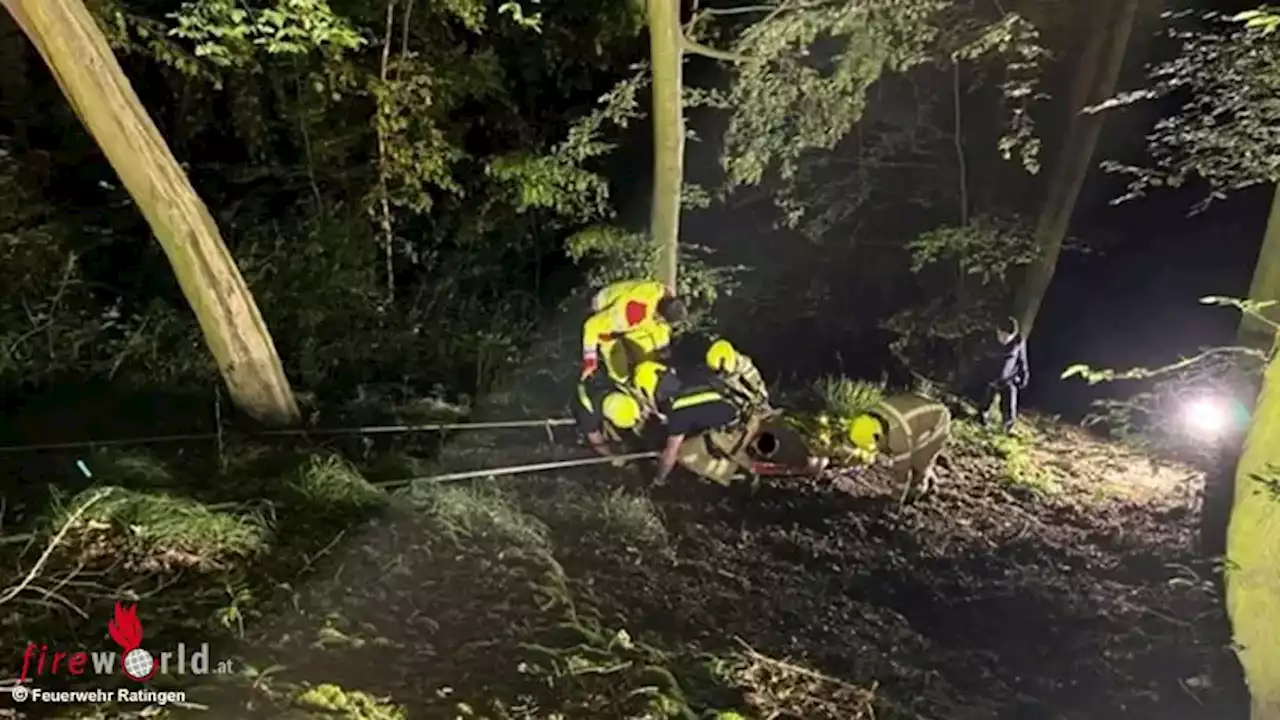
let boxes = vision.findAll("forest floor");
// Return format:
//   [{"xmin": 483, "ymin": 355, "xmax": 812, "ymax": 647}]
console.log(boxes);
[{"xmin": 0, "ymin": 409, "xmax": 1250, "ymax": 720}]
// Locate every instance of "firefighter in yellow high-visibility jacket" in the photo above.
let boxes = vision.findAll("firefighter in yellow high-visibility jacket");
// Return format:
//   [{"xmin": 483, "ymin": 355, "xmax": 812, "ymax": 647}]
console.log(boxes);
[
  {"xmin": 631, "ymin": 360, "xmax": 742, "ymax": 484},
  {"xmin": 571, "ymin": 372, "xmax": 651, "ymax": 466},
  {"xmin": 580, "ymin": 280, "xmax": 687, "ymax": 382},
  {"xmin": 705, "ymin": 338, "xmax": 769, "ymax": 410},
  {"xmin": 848, "ymin": 393, "xmax": 952, "ymax": 501}
]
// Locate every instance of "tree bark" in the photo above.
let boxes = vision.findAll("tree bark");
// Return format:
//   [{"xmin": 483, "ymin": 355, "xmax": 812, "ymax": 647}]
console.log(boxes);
[
  {"xmin": 3, "ymin": 0, "xmax": 300, "ymax": 426},
  {"xmin": 1228, "ymin": 183, "xmax": 1280, "ymax": 719},
  {"xmin": 1227, "ymin": 328, "xmax": 1280, "ymax": 720},
  {"xmin": 1013, "ymin": 0, "xmax": 1140, "ymax": 338},
  {"xmin": 1239, "ymin": 182, "xmax": 1280, "ymax": 348},
  {"xmin": 647, "ymin": 0, "xmax": 683, "ymax": 288}
]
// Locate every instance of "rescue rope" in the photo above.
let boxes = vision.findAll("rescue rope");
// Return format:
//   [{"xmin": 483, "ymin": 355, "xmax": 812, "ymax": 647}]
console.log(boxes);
[
  {"xmin": 0, "ymin": 418, "xmax": 576, "ymax": 454},
  {"xmin": 376, "ymin": 451, "xmax": 660, "ymax": 488}
]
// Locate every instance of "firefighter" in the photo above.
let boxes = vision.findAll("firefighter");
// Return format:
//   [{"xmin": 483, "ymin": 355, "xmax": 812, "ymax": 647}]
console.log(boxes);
[
  {"xmin": 848, "ymin": 393, "xmax": 951, "ymax": 500},
  {"xmin": 581, "ymin": 280, "xmax": 688, "ymax": 382},
  {"xmin": 571, "ymin": 373, "xmax": 648, "ymax": 466},
  {"xmin": 632, "ymin": 360, "xmax": 749, "ymax": 484},
  {"xmin": 705, "ymin": 338, "xmax": 769, "ymax": 409}
]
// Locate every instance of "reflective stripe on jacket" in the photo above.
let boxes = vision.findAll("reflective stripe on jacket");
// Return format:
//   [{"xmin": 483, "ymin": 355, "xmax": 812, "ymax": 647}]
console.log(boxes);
[
  {"xmin": 719, "ymin": 355, "xmax": 768, "ymax": 407},
  {"xmin": 872, "ymin": 394, "xmax": 951, "ymax": 469}
]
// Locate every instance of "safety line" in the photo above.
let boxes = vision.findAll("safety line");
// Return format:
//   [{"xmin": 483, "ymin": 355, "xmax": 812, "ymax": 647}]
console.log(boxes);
[
  {"xmin": 0, "ymin": 418, "xmax": 576, "ymax": 454},
  {"xmin": 376, "ymin": 450, "xmax": 659, "ymax": 487}
]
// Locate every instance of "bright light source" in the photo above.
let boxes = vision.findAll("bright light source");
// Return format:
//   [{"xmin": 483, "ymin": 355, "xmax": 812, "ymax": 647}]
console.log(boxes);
[{"xmin": 1183, "ymin": 398, "xmax": 1228, "ymax": 436}]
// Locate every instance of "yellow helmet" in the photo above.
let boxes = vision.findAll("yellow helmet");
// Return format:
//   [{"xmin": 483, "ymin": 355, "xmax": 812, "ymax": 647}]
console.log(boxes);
[
  {"xmin": 602, "ymin": 392, "xmax": 642, "ymax": 429},
  {"xmin": 848, "ymin": 414, "xmax": 883, "ymax": 451},
  {"xmin": 632, "ymin": 360, "xmax": 669, "ymax": 401},
  {"xmin": 706, "ymin": 339, "xmax": 739, "ymax": 373}
]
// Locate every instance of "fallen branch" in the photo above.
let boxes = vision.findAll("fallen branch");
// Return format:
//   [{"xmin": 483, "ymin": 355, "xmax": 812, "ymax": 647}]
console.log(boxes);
[
  {"xmin": 733, "ymin": 636, "xmax": 874, "ymax": 696},
  {"xmin": 1117, "ymin": 598, "xmax": 1190, "ymax": 627},
  {"xmin": 299, "ymin": 529, "xmax": 347, "ymax": 575},
  {"xmin": 0, "ymin": 488, "xmax": 111, "ymax": 607},
  {"xmin": 21, "ymin": 582, "xmax": 89, "ymax": 618}
]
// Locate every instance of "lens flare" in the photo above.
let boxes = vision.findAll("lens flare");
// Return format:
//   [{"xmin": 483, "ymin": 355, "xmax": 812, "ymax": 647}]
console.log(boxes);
[{"xmin": 1183, "ymin": 398, "xmax": 1227, "ymax": 435}]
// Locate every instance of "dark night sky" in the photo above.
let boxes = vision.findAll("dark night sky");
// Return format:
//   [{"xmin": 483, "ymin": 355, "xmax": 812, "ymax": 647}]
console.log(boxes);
[{"xmin": 1029, "ymin": 172, "xmax": 1268, "ymax": 418}]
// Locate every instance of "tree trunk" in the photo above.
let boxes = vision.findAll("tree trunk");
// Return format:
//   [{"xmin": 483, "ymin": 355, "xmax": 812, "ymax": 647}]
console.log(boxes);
[
  {"xmin": 3, "ymin": 0, "xmax": 300, "ymax": 426},
  {"xmin": 1013, "ymin": 0, "xmax": 1140, "ymax": 338},
  {"xmin": 1239, "ymin": 182, "xmax": 1280, "ymax": 348},
  {"xmin": 1227, "ymin": 328, "xmax": 1280, "ymax": 720},
  {"xmin": 1228, "ymin": 183, "xmax": 1280, "ymax": 719},
  {"xmin": 647, "ymin": 0, "xmax": 683, "ymax": 288}
]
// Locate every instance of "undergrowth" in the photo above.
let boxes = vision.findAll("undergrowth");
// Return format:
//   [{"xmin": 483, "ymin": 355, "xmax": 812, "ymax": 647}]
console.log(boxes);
[
  {"xmin": 952, "ymin": 418, "xmax": 1060, "ymax": 494},
  {"xmin": 785, "ymin": 376, "xmax": 888, "ymax": 464},
  {"xmin": 809, "ymin": 375, "xmax": 886, "ymax": 418},
  {"xmin": 0, "ymin": 442, "xmax": 878, "ymax": 719},
  {"xmin": 48, "ymin": 486, "xmax": 270, "ymax": 564}
]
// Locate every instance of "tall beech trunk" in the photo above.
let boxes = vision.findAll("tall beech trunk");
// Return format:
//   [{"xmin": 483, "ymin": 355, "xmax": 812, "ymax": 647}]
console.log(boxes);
[
  {"xmin": 3, "ymin": 0, "xmax": 300, "ymax": 426},
  {"xmin": 1228, "ymin": 183, "xmax": 1280, "ymax": 720},
  {"xmin": 1013, "ymin": 0, "xmax": 1140, "ymax": 338},
  {"xmin": 1239, "ymin": 182, "xmax": 1280, "ymax": 348},
  {"xmin": 647, "ymin": 0, "xmax": 683, "ymax": 288},
  {"xmin": 1227, "ymin": 335, "xmax": 1280, "ymax": 720}
]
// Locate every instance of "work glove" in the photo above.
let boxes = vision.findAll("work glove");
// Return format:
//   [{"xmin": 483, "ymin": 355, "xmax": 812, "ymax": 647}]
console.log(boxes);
[
  {"xmin": 848, "ymin": 446, "xmax": 878, "ymax": 466},
  {"xmin": 581, "ymin": 353, "xmax": 598, "ymax": 378},
  {"xmin": 610, "ymin": 456, "xmax": 627, "ymax": 468}
]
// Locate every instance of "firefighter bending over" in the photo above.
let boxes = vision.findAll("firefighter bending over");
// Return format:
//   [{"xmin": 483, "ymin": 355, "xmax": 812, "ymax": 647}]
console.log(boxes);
[
  {"xmin": 581, "ymin": 280, "xmax": 687, "ymax": 381},
  {"xmin": 705, "ymin": 338, "xmax": 769, "ymax": 408},
  {"xmin": 633, "ymin": 360, "xmax": 743, "ymax": 484},
  {"xmin": 571, "ymin": 374, "xmax": 649, "ymax": 466},
  {"xmin": 848, "ymin": 393, "xmax": 951, "ymax": 498}
]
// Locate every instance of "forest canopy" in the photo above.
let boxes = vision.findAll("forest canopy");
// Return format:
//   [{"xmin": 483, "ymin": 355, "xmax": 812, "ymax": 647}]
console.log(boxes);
[{"xmin": 0, "ymin": 0, "xmax": 1048, "ymax": 401}]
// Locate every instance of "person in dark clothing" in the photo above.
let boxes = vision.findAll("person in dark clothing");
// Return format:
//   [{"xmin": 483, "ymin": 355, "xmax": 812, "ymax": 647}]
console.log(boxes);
[
  {"xmin": 632, "ymin": 360, "xmax": 744, "ymax": 484},
  {"xmin": 980, "ymin": 317, "xmax": 1029, "ymax": 433}
]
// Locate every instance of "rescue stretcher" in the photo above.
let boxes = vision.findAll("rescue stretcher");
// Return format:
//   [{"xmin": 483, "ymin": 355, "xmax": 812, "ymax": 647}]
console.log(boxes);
[{"xmin": 673, "ymin": 408, "xmax": 829, "ymax": 485}]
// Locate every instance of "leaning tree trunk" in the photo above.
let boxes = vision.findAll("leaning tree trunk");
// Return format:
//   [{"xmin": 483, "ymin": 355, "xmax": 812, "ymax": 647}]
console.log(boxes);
[
  {"xmin": 1239, "ymin": 182, "xmax": 1280, "ymax": 348},
  {"xmin": 3, "ymin": 0, "xmax": 300, "ymax": 426},
  {"xmin": 1227, "ymin": 329, "xmax": 1280, "ymax": 719},
  {"xmin": 1227, "ymin": 181, "xmax": 1280, "ymax": 719},
  {"xmin": 1013, "ymin": 0, "xmax": 1140, "ymax": 338},
  {"xmin": 647, "ymin": 0, "xmax": 683, "ymax": 288}
]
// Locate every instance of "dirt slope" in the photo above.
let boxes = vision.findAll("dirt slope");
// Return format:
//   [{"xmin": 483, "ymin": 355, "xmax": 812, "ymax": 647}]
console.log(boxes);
[{"xmin": 149, "ymin": 418, "xmax": 1246, "ymax": 720}]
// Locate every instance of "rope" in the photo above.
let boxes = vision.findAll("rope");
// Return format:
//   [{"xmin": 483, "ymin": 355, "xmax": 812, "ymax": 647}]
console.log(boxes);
[
  {"xmin": 257, "ymin": 418, "xmax": 575, "ymax": 436},
  {"xmin": 377, "ymin": 451, "xmax": 659, "ymax": 488},
  {"xmin": 0, "ymin": 418, "xmax": 576, "ymax": 454}
]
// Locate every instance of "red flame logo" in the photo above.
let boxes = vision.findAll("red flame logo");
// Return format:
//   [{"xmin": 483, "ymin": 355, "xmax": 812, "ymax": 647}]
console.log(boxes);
[
  {"xmin": 108, "ymin": 602, "xmax": 143, "ymax": 651},
  {"xmin": 108, "ymin": 602, "xmax": 155, "ymax": 681}
]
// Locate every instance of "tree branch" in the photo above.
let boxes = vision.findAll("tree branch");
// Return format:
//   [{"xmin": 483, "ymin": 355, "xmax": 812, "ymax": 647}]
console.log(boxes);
[
  {"xmin": 0, "ymin": 488, "xmax": 110, "ymax": 607},
  {"xmin": 698, "ymin": 3, "xmax": 778, "ymax": 14},
  {"xmin": 681, "ymin": 36, "xmax": 752, "ymax": 63},
  {"xmin": 1060, "ymin": 346, "xmax": 1267, "ymax": 385},
  {"xmin": 696, "ymin": 0, "xmax": 832, "ymax": 16}
]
